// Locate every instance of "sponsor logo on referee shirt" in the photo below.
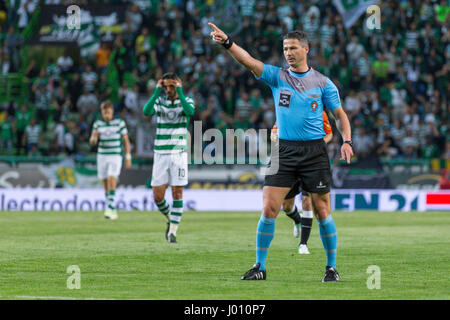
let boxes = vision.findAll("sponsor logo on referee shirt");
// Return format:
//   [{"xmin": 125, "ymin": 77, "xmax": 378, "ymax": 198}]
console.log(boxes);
[
  {"xmin": 311, "ymin": 101, "xmax": 318, "ymax": 111},
  {"xmin": 279, "ymin": 90, "xmax": 293, "ymax": 108}
]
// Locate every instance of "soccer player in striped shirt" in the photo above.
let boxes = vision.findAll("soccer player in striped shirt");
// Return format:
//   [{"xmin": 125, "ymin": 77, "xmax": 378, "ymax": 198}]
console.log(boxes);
[
  {"xmin": 143, "ymin": 73, "xmax": 195, "ymax": 243},
  {"xmin": 89, "ymin": 101, "xmax": 132, "ymax": 220}
]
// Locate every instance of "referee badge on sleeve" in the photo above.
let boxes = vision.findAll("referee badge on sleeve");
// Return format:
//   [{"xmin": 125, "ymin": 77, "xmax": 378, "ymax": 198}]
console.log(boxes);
[{"xmin": 279, "ymin": 90, "xmax": 293, "ymax": 108}]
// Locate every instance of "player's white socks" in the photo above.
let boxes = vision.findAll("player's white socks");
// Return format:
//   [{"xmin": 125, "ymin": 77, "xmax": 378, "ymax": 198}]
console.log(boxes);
[{"xmin": 169, "ymin": 200, "xmax": 183, "ymax": 235}]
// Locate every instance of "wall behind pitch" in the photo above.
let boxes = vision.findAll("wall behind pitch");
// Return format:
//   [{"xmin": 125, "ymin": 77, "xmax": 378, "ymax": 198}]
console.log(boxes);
[{"xmin": 0, "ymin": 189, "xmax": 449, "ymax": 212}]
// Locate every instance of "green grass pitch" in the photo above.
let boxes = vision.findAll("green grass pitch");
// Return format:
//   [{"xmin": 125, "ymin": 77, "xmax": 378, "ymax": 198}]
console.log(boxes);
[{"xmin": 0, "ymin": 210, "xmax": 448, "ymax": 300}]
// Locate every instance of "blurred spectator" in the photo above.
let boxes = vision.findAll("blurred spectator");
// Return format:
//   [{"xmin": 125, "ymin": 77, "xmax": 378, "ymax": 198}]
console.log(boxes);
[
  {"xmin": 54, "ymin": 121, "xmax": 65, "ymax": 154},
  {"xmin": 34, "ymin": 84, "xmax": 51, "ymax": 131},
  {"xmin": 23, "ymin": 118, "xmax": 41, "ymax": 157},
  {"xmin": 53, "ymin": 86, "xmax": 66, "ymax": 123},
  {"xmin": 77, "ymin": 88, "xmax": 98, "ymax": 117},
  {"xmin": 421, "ymin": 135, "xmax": 439, "ymax": 159},
  {"xmin": 124, "ymin": 85, "xmax": 139, "ymax": 113},
  {"xmin": 14, "ymin": 104, "xmax": 31, "ymax": 156},
  {"xmin": 401, "ymin": 128, "xmax": 420, "ymax": 159},
  {"xmin": 439, "ymin": 169, "xmax": 450, "ymax": 190},
  {"xmin": 0, "ymin": 113, "xmax": 13, "ymax": 155},
  {"xmin": 81, "ymin": 64, "xmax": 98, "ymax": 92},
  {"xmin": 57, "ymin": 50, "xmax": 74, "ymax": 75},
  {"xmin": 136, "ymin": 54, "xmax": 149, "ymax": 77},
  {"xmin": 353, "ymin": 127, "xmax": 374, "ymax": 159},
  {"xmin": 46, "ymin": 58, "xmax": 60, "ymax": 88},
  {"xmin": 235, "ymin": 91, "xmax": 253, "ymax": 121},
  {"xmin": 64, "ymin": 124, "xmax": 76, "ymax": 155},
  {"xmin": 390, "ymin": 82, "xmax": 408, "ymax": 121},
  {"xmin": 5, "ymin": 26, "xmax": 22, "ymax": 72},
  {"xmin": 344, "ymin": 90, "xmax": 361, "ymax": 120},
  {"xmin": 95, "ymin": 43, "xmax": 111, "ymax": 74},
  {"xmin": 67, "ymin": 72, "xmax": 83, "ymax": 108},
  {"xmin": 97, "ymin": 73, "xmax": 112, "ymax": 103},
  {"xmin": 125, "ymin": 3, "xmax": 142, "ymax": 33},
  {"xmin": 135, "ymin": 27, "xmax": 152, "ymax": 57},
  {"xmin": 376, "ymin": 129, "xmax": 401, "ymax": 160},
  {"xmin": 346, "ymin": 35, "xmax": 365, "ymax": 66},
  {"xmin": 1, "ymin": 51, "xmax": 9, "ymax": 73},
  {"xmin": 372, "ymin": 53, "xmax": 389, "ymax": 86}
]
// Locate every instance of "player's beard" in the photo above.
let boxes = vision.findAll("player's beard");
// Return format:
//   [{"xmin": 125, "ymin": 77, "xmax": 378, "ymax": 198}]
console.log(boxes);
[{"xmin": 167, "ymin": 92, "xmax": 178, "ymax": 101}]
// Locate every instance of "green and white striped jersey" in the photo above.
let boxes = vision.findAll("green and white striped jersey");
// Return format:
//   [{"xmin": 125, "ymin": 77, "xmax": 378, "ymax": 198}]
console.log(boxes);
[
  {"xmin": 154, "ymin": 96, "xmax": 194, "ymax": 154},
  {"xmin": 92, "ymin": 118, "xmax": 128, "ymax": 156}
]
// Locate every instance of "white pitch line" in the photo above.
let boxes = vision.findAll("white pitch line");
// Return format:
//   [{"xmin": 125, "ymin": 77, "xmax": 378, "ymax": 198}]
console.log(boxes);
[{"xmin": 0, "ymin": 295, "xmax": 116, "ymax": 300}]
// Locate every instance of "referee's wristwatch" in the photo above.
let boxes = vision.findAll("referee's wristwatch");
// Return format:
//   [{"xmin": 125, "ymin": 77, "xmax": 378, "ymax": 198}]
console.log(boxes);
[{"xmin": 344, "ymin": 140, "xmax": 353, "ymax": 148}]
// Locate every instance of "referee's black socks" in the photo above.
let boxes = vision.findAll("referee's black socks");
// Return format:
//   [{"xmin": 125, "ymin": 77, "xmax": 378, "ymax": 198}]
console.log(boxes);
[
  {"xmin": 285, "ymin": 206, "xmax": 301, "ymax": 225},
  {"xmin": 300, "ymin": 215, "xmax": 313, "ymax": 245}
]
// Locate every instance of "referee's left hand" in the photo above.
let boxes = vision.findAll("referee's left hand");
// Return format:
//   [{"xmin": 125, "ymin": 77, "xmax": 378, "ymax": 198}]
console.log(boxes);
[{"xmin": 340, "ymin": 143, "xmax": 353, "ymax": 164}]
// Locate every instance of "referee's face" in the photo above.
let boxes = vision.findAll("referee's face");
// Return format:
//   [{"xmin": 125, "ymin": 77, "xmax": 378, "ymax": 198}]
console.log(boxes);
[{"xmin": 283, "ymin": 38, "xmax": 308, "ymax": 68}]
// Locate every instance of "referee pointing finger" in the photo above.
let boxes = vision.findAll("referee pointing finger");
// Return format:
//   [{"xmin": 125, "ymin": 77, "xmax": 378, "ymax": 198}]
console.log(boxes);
[{"xmin": 209, "ymin": 23, "xmax": 353, "ymax": 282}]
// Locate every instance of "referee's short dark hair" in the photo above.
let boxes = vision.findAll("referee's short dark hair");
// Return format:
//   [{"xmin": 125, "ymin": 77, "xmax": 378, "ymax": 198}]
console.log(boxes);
[{"xmin": 283, "ymin": 31, "xmax": 309, "ymax": 47}]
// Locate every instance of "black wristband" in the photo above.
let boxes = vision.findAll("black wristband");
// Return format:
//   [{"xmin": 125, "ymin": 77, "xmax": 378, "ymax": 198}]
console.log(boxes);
[
  {"xmin": 221, "ymin": 36, "xmax": 233, "ymax": 49},
  {"xmin": 344, "ymin": 140, "xmax": 353, "ymax": 148}
]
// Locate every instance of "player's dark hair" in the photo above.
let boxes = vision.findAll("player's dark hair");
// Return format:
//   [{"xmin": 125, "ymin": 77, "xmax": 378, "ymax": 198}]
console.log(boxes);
[
  {"xmin": 162, "ymin": 72, "xmax": 181, "ymax": 81},
  {"xmin": 283, "ymin": 30, "xmax": 309, "ymax": 46},
  {"xmin": 100, "ymin": 100, "xmax": 113, "ymax": 110}
]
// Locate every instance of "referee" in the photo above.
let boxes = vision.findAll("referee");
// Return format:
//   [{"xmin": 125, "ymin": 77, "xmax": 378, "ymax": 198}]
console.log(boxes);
[{"xmin": 209, "ymin": 23, "xmax": 353, "ymax": 282}]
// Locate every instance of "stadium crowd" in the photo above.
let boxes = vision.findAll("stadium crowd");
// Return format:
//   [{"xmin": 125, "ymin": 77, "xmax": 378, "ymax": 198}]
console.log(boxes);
[{"xmin": 0, "ymin": 0, "xmax": 448, "ymax": 162}]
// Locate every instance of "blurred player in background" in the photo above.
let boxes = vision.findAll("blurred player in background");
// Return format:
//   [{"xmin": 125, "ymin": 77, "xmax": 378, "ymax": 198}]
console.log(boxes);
[
  {"xmin": 143, "ymin": 73, "xmax": 195, "ymax": 243},
  {"xmin": 272, "ymin": 110, "xmax": 334, "ymax": 255},
  {"xmin": 90, "ymin": 101, "xmax": 132, "ymax": 220},
  {"xmin": 210, "ymin": 23, "xmax": 353, "ymax": 282}
]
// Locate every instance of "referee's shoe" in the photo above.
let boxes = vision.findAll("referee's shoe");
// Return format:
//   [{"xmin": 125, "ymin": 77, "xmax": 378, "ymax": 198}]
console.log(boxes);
[
  {"xmin": 322, "ymin": 266, "xmax": 340, "ymax": 282},
  {"xmin": 241, "ymin": 263, "xmax": 266, "ymax": 280}
]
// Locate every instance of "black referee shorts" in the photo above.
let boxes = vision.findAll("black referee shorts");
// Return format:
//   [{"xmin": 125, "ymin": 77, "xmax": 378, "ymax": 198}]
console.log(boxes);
[
  {"xmin": 284, "ymin": 181, "xmax": 309, "ymax": 200},
  {"xmin": 264, "ymin": 139, "xmax": 331, "ymax": 194}
]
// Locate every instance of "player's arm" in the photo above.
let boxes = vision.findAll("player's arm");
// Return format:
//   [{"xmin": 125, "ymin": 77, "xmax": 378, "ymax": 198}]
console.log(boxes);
[
  {"xmin": 172, "ymin": 80, "xmax": 195, "ymax": 116},
  {"xmin": 143, "ymin": 79, "xmax": 163, "ymax": 116},
  {"xmin": 332, "ymin": 107, "xmax": 353, "ymax": 162},
  {"xmin": 122, "ymin": 133, "xmax": 132, "ymax": 169},
  {"xmin": 322, "ymin": 78, "xmax": 353, "ymax": 163},
  {"xmin": 209, "ymin": 22, "xmax": 263, "ymax": 78},
  {"xmin": 324, "ymin": 132, "xmax": 333, "ymax": 144},
  {"xmin": 89, "ymin": 130, "xmax": 99, "ymax": 146},
  {"xmin": 119, "ymin": 120, "xmax": 131, "ymax": 169}
]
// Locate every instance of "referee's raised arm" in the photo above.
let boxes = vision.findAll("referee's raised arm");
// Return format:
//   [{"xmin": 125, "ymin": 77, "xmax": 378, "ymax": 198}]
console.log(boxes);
[{"xmin": 208, "ymin": 22, "xmax": 263, "ymax": 78}]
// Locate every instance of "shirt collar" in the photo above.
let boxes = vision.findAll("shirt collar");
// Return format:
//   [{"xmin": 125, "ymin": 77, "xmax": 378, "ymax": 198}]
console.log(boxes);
[{"xmin": 288, "ymin": 66, "xmax": 312, "ymax": 78}]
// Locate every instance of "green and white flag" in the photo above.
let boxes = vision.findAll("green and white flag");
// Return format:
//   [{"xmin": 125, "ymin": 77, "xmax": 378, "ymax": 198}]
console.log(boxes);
[{"xmin": 332, "ymin": 0, "xmax": 380, "ymax": 28}]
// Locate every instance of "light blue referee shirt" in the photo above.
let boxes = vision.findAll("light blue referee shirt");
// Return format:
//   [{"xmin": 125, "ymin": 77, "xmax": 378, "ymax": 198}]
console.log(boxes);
[{"xmin": 256, "ymin": 63, "xmax": 342, "ymax": 141}]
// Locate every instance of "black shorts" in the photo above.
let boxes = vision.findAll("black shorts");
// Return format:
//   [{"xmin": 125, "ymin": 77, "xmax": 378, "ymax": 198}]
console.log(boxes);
[
  {"xmin": 285, "ymin": 181, "xmax": 310, "ymax": 200},
  {"xmin": 264, "ymin": 139, "xmax": 331, "ymax": 195}
]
